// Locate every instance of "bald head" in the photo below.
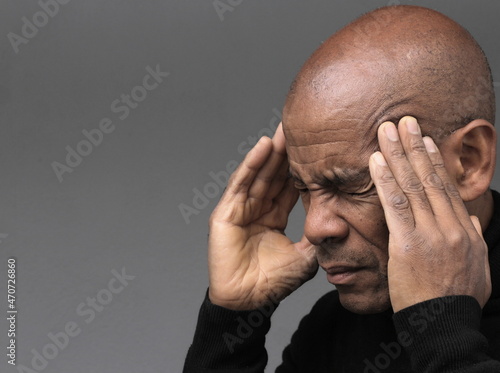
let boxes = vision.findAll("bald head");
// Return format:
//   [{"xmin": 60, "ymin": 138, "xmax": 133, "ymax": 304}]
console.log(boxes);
[{"xmin": 286, "ymin": 5, "xmax": 495, "ymax": 142}]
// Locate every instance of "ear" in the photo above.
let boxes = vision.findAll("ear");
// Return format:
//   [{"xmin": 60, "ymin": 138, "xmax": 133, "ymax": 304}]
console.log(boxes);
[{"xmin": 438, "ymin": 119, "xmax": 496, "ymax": 202}]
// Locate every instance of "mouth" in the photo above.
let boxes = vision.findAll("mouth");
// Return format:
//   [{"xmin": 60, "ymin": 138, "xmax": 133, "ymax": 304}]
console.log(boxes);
[{"xmin": 323, "ymin": 265, "xmax": 367, "ymax": 286}]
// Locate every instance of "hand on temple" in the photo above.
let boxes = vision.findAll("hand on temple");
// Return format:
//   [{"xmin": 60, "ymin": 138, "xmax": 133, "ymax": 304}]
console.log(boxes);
[{"xmin": 208, "ymin": 123, "xmax": 318, "ymax": 310}]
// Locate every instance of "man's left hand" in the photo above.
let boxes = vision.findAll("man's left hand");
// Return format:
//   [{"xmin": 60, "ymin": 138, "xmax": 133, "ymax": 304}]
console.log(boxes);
[{"xmin": 369, "ymin": 116, "xmax": 491, "ymax": 312}]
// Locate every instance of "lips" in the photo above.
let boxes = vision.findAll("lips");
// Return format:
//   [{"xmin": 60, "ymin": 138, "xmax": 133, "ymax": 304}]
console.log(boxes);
[{"xmin": 323, "ymin": 265, "xmax": 365, "ymax": 285}]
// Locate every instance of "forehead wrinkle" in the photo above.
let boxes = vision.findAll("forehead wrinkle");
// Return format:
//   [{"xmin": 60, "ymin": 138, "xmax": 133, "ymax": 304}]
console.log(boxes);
[
  {"xmin": 285, "ymin": 120, "xmax": 360, "ymax": 133},
  {"xmin": 288, "ymin": 154, "xmax": 348, "ymax": 167},
  {"xmin": 288, "ymin": 157, "xmax": 370, "ymax": 179},
  {"xmin": 287, "ymin": 138, "xmax": 371, "ymax": 171},
  {"xmin": 289, "ymin": 161, "xmax": 371, "ymax": 187},
  {"xmin": 360, "ymin": 95, "xmax": 427, "ymax": 154},
  {"xmin": 286, "ymin": 135, "xmax": 359, "ymax": 157},
  {"xmin": 335, "ymin": 166, "xmax": 371, "ymax": 183},
  {"xmin": 288, "ymin": 140, "xmax": 351, "ymax": 149},
  {"xmin": 287, "ymin": 134, "xmax": 372, "ymax": 164},
  {"xmin": 286, "ymin": 107, "xmax": 383, "ymax": 154},
  {"xmin": 285, "ymin": 126, "xmax": 357, "ymax": 145}
]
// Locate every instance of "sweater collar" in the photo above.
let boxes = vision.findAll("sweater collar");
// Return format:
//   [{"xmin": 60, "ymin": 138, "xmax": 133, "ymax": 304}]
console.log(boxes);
[{"xmin": 484, "ymin": 189, "xmax": 500, "ymax": 301}]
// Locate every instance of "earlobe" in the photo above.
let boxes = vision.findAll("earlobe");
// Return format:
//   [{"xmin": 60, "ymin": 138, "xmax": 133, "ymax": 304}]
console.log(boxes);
[{"xmin": 442, "ymin": 119, "xmax": 496, "ymax": 202}]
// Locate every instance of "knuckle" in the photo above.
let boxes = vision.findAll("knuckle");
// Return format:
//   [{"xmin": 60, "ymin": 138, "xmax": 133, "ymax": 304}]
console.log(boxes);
[
  {"xmin": 377, "ymin": 169, "xmax": 396, "ymax": 185},
  {"xmin": 227, "ymin": 173, "xmax": 242, "ymax": 190},
  {"xmin": 422, "ymin": 172, "xmax": 444, "ymax": 189},
  {"xmin": 447, "ymin": 230, "xmax": 468, "ymax": 248},
  {"xmin": 431, "ymin": 158, "xmax": 446, "ymax": 170},
  {"xmin": 444, "ymin": 181, "xmax": 461, "ymax": 199},
  {"xmin": 409, "ymin": 138, "xmax": 427, "ymax": 154},
  {"xmin": 388, "ymin": 147, "xmax": 406, "ymax": 159},
  {"xmin": 387, "ymin": 191, "xmax": 410, "ymax": 210},
  {"xmin": 401, "ymin": 176, "xmax": 424, "ymax": 193},
  {"xmin": 257, "ymin": 174, "xmax": 274, "ymax": 183}
]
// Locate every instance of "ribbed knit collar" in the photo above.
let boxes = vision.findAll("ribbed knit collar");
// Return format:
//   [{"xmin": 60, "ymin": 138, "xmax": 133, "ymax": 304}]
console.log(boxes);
[{"xmin": 483, "ymin": 189, "xmax": 500, "ymax": 303}]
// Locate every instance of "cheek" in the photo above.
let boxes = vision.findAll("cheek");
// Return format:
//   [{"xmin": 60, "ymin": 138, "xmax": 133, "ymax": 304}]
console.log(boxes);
[
  {"xmin": 358, "ymin": 203, "xmax": 386, "ymax": 230},
  {"xmin": 347, "ymin": 198, "xmax": 390, "ymax": 249}
]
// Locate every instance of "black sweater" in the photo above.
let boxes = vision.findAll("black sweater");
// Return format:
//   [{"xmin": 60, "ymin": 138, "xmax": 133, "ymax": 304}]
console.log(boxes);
[{"xmin": 184, "ymin": 191, "xmax": 500, "ymax": 372}]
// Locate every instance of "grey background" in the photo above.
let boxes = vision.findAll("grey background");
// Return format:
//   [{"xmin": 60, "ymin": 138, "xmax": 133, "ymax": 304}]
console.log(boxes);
[{"xmin": 0, "ymin": 1, "xmax": 499, "ymax": 372}]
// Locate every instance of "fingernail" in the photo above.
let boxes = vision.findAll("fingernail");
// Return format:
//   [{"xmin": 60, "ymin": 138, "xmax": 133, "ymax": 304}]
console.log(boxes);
[
  {"xmin": 405, "ymin": 117, "xmax": 420, "ymax": 135},
  {"xmin": 373, "ymin": 152, "xmax": 387, "ymax": 166},
  {"xmin": 384, "ymin": 123, "xmax": 399, "ymax": 141},
  {"xmin": 423, "ymin": 137, "xmax": 437, "ymax": 153}
]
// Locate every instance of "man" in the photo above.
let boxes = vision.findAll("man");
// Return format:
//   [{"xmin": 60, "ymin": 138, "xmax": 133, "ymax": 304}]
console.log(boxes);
[{"xmin": 184, "ymin": 5, "xmax": 500, "ymax": 372}]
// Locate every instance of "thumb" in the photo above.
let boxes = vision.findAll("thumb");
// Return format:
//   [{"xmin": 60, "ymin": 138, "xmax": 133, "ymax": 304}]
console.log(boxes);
[
  {"xmin": 470, "ymin": 215, "xmax": 484, "ymax": 238},
  {"xmin": 296, "ymin": 235, "xmax": 316, "ymax": 260}
]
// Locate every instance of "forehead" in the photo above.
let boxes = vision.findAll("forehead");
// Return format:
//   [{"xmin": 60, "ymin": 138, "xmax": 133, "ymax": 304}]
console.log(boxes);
[
  {"xmin": 284, "ymin": 118, "xmax": 375, "ymax": 185},
  {"xmin": 283, "ymin": 75, "xmax": 383, "ymax": 180},
  {"xmin": 285, "ymin": 122, "xmax": 367, "ymax": 160},
  {"xmin": 283, "ymin": 57, "xmax": 426, "ymax": 182}
]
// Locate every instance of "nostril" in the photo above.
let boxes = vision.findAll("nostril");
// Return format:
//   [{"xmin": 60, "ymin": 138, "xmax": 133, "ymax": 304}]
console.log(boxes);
[
  {"xmin": 323, "ymin": 237, "xmax": 337, "ymax": 245},
  {"xmin": 322, "ymin": 236, "xmax": 346, "ymax": 247}
]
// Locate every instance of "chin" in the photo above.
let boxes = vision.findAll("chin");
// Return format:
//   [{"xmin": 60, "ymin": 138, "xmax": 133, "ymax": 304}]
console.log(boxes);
[{"xmin": 338, "ymin": 290, "xmax": 392, "ymax": 315}]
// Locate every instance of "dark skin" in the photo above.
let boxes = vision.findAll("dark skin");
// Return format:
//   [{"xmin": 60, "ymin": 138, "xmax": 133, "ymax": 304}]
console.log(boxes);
[
  {"xmin": 207, "ymin": 5, "xmax": 495, "ymax": 314},
  {"xmin": 371, "ymin": 118, "xmax": 491, "ymax": 312}
]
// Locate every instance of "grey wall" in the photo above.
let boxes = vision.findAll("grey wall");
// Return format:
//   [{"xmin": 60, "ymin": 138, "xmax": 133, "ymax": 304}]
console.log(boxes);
[{"xmin": 0, "ymin": 1, "xmax": 499, "ymax": 372}]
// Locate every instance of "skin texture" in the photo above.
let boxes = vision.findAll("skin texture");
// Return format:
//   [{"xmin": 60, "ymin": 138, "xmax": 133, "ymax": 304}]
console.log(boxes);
[{"xmin": 208, "ymin": 5, "xmax": 496, "ymax": 314}]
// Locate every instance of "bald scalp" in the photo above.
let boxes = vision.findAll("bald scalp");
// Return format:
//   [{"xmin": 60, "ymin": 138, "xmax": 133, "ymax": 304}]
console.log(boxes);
[{"xmin": 287, "ymin": 5, "xmax": 495, "ymax": 142}]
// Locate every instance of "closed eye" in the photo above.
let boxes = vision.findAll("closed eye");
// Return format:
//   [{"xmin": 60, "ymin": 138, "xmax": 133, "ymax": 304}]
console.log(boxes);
[
  {"xmin": 294, "ymin": 184, "xmax": 309, "ymax": 193},
  {"xmin": 344, "ymin": 183, "xmax": 376, "ymax": 197},
  {"xmin": 289, "ymin": 173, "xmax": 308, "ymax": 192}
]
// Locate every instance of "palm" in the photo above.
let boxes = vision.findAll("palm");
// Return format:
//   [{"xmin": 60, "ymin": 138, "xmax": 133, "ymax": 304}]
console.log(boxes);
[{"xmin": 208, "ymin": 125, "xmax": 318, "ymax": 310}]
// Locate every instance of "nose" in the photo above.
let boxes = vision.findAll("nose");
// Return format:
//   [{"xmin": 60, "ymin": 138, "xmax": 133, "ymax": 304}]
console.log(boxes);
[{"xmin": 304, "ymin": 195, "xmax": 349, "ymax": 246}]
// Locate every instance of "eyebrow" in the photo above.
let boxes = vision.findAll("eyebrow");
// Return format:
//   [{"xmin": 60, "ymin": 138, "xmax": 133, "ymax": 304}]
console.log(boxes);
[{"xmin": 289, "ymin": 166, "xmax": 371, "ymax": 188}]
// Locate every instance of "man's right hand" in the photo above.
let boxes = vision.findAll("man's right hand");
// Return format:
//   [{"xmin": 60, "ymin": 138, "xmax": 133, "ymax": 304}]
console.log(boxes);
[{"xmin": 208, "ymin": 123, "xmax": 318, "ymax": 310}]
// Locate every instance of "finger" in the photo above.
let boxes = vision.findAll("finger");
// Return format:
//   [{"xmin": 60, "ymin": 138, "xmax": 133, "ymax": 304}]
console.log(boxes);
[
  {"xmin": 273, "ymin": 122, "xmax": 286, "ymax": 149},
  {"xmin": 422, "ymin": 135, "xmax": 476, "ymax": 231},
  {"xmin": 377, "ymin": 121, "xmax": 435, "ymax": 224},
  {"xmin": 396, "ymin": 117, "xmax": 461, "ymax": 225},
  {"xmin": 265, "ymin": 156, "xmax": 291, "ymax": 199},
  {"xmin": 273, "ymin": 174, "xmax": 300, "ymax": 224},
  {"xmin": 222, "ymin": 136, "xmax": 273, "ymax": 201},
  {"xmin": 295, "ymin": 234, "xmax": 317, "ymax": 263},
  {"xmin": 258, "ymin": 174, "xmax": 300, "ymax": 231},
  {"xmin": 247, "ymin": 123, "xmax": 288, "ymax": 199},
  {"xmin": 295, "ymin": 233, "xmax": 314, "ymax": 251},
  {"xmin": 470, "ymin": 215, "xmax": 483, "ymax": 237},
  {"xmin": 369, "ymin": 151, "xmax": 416, "ymax": 237},
  {"xmin": 471, "ymin": 215, "xmax": 492, "ymax": 302}
]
